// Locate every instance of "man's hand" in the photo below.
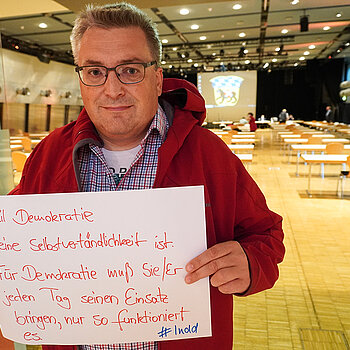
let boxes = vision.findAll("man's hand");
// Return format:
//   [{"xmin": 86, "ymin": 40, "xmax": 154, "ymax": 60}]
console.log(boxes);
[{"xmin": 185, "ymin": 241, "xmax": 250, "ymax": 294}]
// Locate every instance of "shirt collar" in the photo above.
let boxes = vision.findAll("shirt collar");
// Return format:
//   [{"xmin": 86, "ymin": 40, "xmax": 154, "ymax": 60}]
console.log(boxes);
[{"xmin": 143, "ymin": 104, "xmax": 169, "ymax": 144}]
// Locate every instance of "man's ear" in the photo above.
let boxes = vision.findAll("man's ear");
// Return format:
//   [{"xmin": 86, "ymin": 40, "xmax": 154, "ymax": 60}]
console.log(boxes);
[{"xmin": 156, "ymin": 67, "xmax": 163, "ymax": 97}]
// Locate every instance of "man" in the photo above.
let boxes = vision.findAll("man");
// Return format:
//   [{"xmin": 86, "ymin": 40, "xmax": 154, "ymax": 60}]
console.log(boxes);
[
  {"xmin": 325, "ymin": 105, "xmax": 334, "ymax": 122},
  {"xmin": 278, "ymin": 108, "xmax": 288, "ymax": 123},
  {"xmin": 10, "ymin": 3, "xmax": 285, "ymax": 349}
]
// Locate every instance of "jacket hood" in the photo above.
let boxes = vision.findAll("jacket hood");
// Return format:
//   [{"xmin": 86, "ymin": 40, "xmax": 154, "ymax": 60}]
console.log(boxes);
[{"xmin": 161, "ymin": 78, "xmax": 206, "ymax": 125}]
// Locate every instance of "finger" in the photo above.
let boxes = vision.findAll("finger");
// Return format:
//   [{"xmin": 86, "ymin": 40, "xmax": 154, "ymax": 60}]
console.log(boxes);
[
  {"xmin": 216, "ymin": 278, "xmax": 249, "ymax": 294},
  {"xmin": 210, "ymin": 266, "xmax": 241, "ymax": 288},
  {"xmin": 185, "ymin": 253, "xmax": 236, "ymax": 284},
  {"xmin": 186, "ymin": 241, "xmax": 238, "ymax": 273}
]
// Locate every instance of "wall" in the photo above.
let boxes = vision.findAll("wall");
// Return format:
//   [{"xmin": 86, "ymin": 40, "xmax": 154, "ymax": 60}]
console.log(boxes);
[{"xmin": 0, "ymin": 48, "xmax": 82, "ymax": 132}]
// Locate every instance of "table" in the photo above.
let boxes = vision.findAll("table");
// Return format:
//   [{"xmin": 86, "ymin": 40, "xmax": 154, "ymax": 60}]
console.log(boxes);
[
  {"xmin": 10, "ymin": 145, "xmax": 23, "ymax": 151},
  {"xmin": 280, "ymin": 134, "xmax": 302, "ymax": 139},
  {"xmin": 10, "ymin": 140, "xmax": 22, "ymax": 145},
  {"xmin": 228, "ymin": 145, "xmax": 254, "ymax": 153},
  {"xmin": 10, "ymin": 136, "xmax": 26, "ymax": 140},
  {"xmin": 311, "ymin": 134, "xmax": 335, "ymax": 138},
  {"xmin": 230, "ymin": 138, "xmax": 257, "ymax": 144},
  {"xmin": 291, "ymin": 144, "xmax": 350, "ymax": 175},
  {"xmin": 210, "ymin": 130, "xmax": 229, "ymax": 135},
  {"xmin": 321, "ymin": 138, "xmax": 350, "ymax": 143},
  {"xmin": 236, "ymin": 153, "xmax": 253, "ymax": 167},
  {"xmin": 31, "ymin": 139, "xmax": 41, "ymax": 146},
  {"xmin": 29, "ymin": 133, "xmax": 49, "ymax": 139},
  {"xmin": 300, "ymin": 154, "xmax": 349, "ymax": 196},
  {"xmin": 231, "ymin": 134, "xmax": 255, "ymax": 138}
]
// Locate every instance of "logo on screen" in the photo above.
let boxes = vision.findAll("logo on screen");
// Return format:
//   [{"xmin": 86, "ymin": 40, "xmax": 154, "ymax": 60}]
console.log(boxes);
[{"xmin": 209, "ymin": 76, "xmax": 244, "ymax": 106}]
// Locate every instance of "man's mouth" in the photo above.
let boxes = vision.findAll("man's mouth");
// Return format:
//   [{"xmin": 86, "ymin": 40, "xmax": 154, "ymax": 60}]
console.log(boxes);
[{"xmin": 101, "ymin": 105, "xmax": 132, "ymax": 111}]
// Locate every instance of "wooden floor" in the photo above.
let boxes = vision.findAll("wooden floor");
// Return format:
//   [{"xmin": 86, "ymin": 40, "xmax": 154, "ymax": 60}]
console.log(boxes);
[
  {"xmin": 3, "ymin": 128, "xmax": 350, "ymax": 350},
  {"xmin": 233, "ymin": 129, "xmax": 350, "ymax": 349}
]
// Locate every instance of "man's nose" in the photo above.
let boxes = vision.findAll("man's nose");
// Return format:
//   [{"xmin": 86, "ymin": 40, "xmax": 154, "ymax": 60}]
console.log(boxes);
[{"xmin": 103, "ymin": 70, "xmax": 125, "ymax": 97}]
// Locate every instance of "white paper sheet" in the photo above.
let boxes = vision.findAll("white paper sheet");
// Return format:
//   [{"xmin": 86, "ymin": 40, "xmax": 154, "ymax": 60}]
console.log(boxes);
[{"xmin": 0, "ymin": 186, "xmax": 211, "ymax": 345}]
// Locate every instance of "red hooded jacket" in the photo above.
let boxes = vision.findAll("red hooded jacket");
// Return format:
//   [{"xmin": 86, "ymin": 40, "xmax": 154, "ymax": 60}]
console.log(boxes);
[{"xmin": 10, "ymin": 78, "xmax": 285, "ymax": 350}]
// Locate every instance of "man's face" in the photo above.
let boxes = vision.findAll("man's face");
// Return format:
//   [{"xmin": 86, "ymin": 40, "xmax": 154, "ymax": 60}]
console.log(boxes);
[{"xmin": 77, "ymin": 26, "xmax": 163, "ymax": 150}]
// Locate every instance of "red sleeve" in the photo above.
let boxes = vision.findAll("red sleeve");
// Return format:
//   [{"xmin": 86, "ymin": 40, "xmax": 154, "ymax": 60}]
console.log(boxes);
[{"xmin": 233, "ymin": 165, "xmax": 285, "ymax": 296}]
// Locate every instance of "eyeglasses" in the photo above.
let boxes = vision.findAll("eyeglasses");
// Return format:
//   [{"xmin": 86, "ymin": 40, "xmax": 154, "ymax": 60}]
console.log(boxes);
[{"xmin": 75, "ymin": 61, "xmax": 157, "ymax": 86}]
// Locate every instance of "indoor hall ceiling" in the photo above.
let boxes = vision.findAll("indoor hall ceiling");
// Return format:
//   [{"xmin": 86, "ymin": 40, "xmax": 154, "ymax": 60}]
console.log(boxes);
[{"xmin": 0, "ymin": 0, "xmax": 349, "ymax": 73}]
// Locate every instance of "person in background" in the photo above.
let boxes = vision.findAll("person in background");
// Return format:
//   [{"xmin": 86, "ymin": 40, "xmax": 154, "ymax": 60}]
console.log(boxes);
[
  {"xmin": 247, "ymin": 112, "xmax": 257, "ymax": 132},
  {"xmin": 325, "ymin": 105, "xmax": 334, "ymax": 122},
  {"xmin": 239, "ymin": 115, "xmax": 248, "ymax": 124},
  {"xmin": 9, "ymin": 3, "xmax": 285, "ymax": 349},
  {"xmin": 278, "ymin": 108, "xmax": 289, "ymax": 123}
]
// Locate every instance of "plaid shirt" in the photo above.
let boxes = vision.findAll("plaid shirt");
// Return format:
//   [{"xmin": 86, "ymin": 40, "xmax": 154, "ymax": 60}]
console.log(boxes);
[{"xmin": 78, "ymin": 105, "xmax": 168, "ymax": 350}]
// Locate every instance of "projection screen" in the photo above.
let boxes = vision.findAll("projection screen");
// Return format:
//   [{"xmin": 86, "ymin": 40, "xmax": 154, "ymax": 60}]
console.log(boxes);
[{"xmin": 197, "ymin": 70, "xmax": 257, "ymax": 123}]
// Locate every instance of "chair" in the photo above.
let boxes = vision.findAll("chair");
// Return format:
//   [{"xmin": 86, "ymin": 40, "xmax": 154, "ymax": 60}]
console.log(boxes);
[
  {"xmin": 12, "ymin": 151, "xmax": 27, "ymax": 172},
  {"xmin": 325, "ymin": 142, "xmax": 344, "ymax": 154},
  {"xmin": 12, "ymin": 151, "xmax": 27, "ymax": 186},
  {"xmin": 21, "ymin": 137, "xmax": 32, "ymax": 153},
  {"xmin": 221, "ymin": 135, "xmax": 232, "ymax": 144},
  {"xmin": 307, "ymin": 136, "xmax": 320, "ymax": 144},
  {"xmin": 336, "ymin": 156, "xmax": 350, "ymax": 198}
]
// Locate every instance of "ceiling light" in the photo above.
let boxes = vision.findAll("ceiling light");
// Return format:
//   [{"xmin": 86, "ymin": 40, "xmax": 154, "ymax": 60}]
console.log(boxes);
[
  {"xmin": 179, "ymin": 8, "xmax": 190, "ymax": 15},
  {"xmin": 299, "ymin": 56, "xmax": 305, "ymax": 61},
  {"xmin": 162, "ymin": 39, "xmax": 168, "ymax": 44},
  {"xmin": 294, "ymin": 62, "xmax": 299, "ymax": 66},
  {"xmin": 243, "ymin": 49, "xmax": 249, "ymax": 54},
  {"xmin": 199, "ymin": 36, "xmax": 207, "ymax": 41},
  {"xmin": 172, "ymin": 47, "xmax": 177, "ymax": 51},
  {"xmin": 187, "ymin": 59, "xmax": 193, "ymax": 63},
  {"xmin": 194, "ymin": 63, "xmax": 199, "ymax": 67},
  {"xmin": 304, "ymin": 51, "xmax": 310, "ymax": 55},
  {"xmin": 239, "ymin": 32, "xmax": 246, "ymax": 38},
  {"xmin": 272, "ymin": 58, "xmax": 277, "ymax": 62},
  {"xmin": 232, "ymin": 4, "xmax": 242, "ymax": 10},
  {"xmin": 291, "ymin": 0, "xmax": 299, "ymax": 4},
  {"xmin": 323, "ymin": 26, "xmax": 331, "ymax": 31},
  {"xmin": 245, "ymin": 60, "xmax": 250, "ymax": 64},
  {"xmin": 281, "ymin": 29, "xmax": 289, "ymax": 34},
  {"xmin": 275, "ymin": 47, "xmax": 280, "ymax": 52},
  {"xmin": 161, "ymin": 60, "xmax": 166, "ymax": 65},
  {"xmin": 345, "ymin": 42, "xmax": 350, "ymax": 47},
  {"xmin": 38, "ymin": 22, "xmax": 48, "ymax": 29},
  {"xmin": 263, "ymin": 62, "xmax": 269, "ymax": 69},
  {"xmin": 191, "ymin": 24, "xmax": 199, "ymax": 30},
  {"xmin": 309, "ymin": 44, "xmax": 316, "ymax": 49},
  {"xmin": 20, "ymin": 26, "xmax": 24, "ymax": 30},
  {"xmin": 336, "ymin": 13, "xmax": 342, "ymax": 18},
  {"xmin": 208, "ymin": 7, "xmax": 213, "ymax": 12}
]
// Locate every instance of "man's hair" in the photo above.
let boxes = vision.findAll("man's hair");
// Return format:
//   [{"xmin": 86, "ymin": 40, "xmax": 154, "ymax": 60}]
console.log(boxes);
[
  {"xmin": 70, "ymin": 2, "xmax": 162, "ymax": 64},
  {"xmin": 247, "ymin": 112, "xmax": 253, "ymax": 117}
]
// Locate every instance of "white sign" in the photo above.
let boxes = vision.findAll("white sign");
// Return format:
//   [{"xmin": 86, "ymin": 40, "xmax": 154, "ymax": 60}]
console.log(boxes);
[{"xmin": 0, "ymin": 186, "xmax": 211, "ymax": 345}]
